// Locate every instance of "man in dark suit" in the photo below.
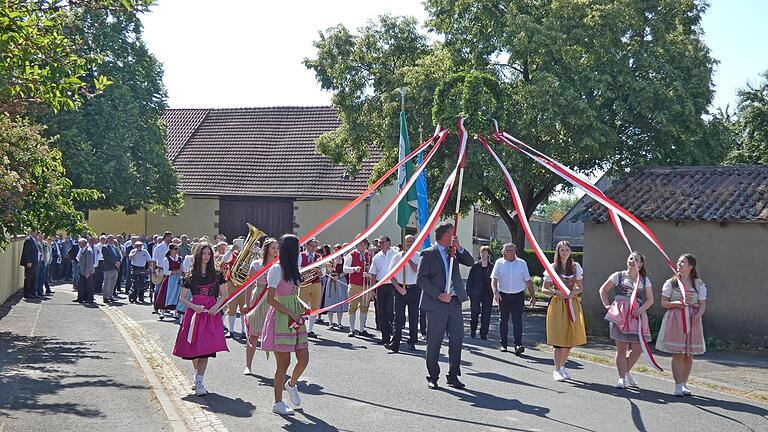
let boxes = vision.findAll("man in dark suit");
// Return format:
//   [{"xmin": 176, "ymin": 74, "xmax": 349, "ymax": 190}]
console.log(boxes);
[
  {"xmin": 20, "ymin": 229, "xmax": 40, "ymax": 299},
  {"xmin": 417, "ymin": 222, "xmax": 474, "ymax": 390}
]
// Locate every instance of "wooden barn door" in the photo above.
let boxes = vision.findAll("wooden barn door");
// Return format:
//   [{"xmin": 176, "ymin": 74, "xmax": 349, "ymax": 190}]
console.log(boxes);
[{"xmin": 218, "ymin": 197, "xmax": 294, "ymax": 240}]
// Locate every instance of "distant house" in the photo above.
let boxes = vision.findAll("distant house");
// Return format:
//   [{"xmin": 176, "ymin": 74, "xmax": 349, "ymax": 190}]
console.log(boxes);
[
  {"xmin": 552, "ymin": 174, "xmax": 612, "ymax": 251},
  {"xmin": 578, "ymin": 165, "xmax": 768, "ymax": 342}
]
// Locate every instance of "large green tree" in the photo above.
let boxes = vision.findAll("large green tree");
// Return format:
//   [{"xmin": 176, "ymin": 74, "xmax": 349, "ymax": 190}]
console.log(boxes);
[
  {"xmin": 725, "ymin": 70, "xmax": 768, "ymax": 165},
  {"xmin": 0, "ymin": 0, "xmax": 158, "ymax": 245},
  {"xmin": 38, "ymin": 9, "xmax": 182, "ymax": 214},
  {"xmin": 305, "ymin": 1, "xmax": 719, "ymax": 247}
]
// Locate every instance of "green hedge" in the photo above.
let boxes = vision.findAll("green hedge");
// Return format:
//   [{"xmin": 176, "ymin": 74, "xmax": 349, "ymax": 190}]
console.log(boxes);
[{"xmin": 489, "ymin": 240, "xmax": 583, "ymax": 278}]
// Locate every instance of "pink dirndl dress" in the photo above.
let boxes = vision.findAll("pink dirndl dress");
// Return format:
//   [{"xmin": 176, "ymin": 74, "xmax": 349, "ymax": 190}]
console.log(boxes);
[
  {"xmin": 173, "ymin": 273, "xmax": 229, "ymax": 360},
  {"xmin": 261, "ymin": 276, "xmax": 308, "ymax": 352},
  {"xmin": 656, "ymin": 281, "xmax": 706, "ymax": 355}
]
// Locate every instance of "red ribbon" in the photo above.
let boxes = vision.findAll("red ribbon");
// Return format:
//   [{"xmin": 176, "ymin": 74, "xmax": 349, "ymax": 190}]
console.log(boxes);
[
  {"xmin": 491, "ymin": 124, "xmax": 665, "ymax": 371},
  {"xmin": 479, "ymin": 135, "xmax": 576, "ymax": 322},
  {"xmin": 288, "ymin": 124, "xmax": 469, "ymax": 326}
]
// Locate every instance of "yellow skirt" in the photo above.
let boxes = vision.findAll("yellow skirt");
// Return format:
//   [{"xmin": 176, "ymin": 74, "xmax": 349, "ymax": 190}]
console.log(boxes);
[{"xmin": 546, "ymin": 296, "xmax": 587, "ymax": 348}]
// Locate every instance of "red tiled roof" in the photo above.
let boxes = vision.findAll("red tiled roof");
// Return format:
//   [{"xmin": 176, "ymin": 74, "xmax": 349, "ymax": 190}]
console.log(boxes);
[
  {"xmin": 583, "ymin": 165, "xmax": 768, "ymax": 223},
  {"xmin": 162, "ymin": 107, "xmax": 381, "ymax": 199}
]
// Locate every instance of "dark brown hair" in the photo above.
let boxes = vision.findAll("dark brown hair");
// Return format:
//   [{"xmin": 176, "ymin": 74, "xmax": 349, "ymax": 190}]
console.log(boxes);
[
  {"xmin": 261, "ymin": 237, "xmax": 278, "ymax": 266},
  {"xmin": 667, "ymin": 254, "xmax": 699, "ymax": 291},
  {"xmin": 187, "ymin": 242, "xmax": 216, "ymax": 284},
  {"xmin": 553, "ymin": 241, "xmax": 575, "ymax": 276}
]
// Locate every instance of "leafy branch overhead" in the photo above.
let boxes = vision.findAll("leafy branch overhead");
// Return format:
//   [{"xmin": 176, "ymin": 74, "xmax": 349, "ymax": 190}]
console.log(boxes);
[{"xmin": 305, "ymin": 1, "xmax": 723, "ymax": 247}]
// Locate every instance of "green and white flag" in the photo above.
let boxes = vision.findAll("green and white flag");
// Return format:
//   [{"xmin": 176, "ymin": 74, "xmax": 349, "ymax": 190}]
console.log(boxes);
[{"xmin": 396, "ymin": 110, "xmax": 417, "ymax": 229}]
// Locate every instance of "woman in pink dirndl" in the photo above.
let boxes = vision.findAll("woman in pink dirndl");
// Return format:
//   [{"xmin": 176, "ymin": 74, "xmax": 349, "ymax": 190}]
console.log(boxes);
[
  {"xmin": 656, "ymin": 254, "xmax": 707, "ymax": 397},
  {"xmin": 599, "ymin": 252, "xmax": 654, "ymax": 390},
  {"xmin": 173, "ymin": 243, "xmax": 229, "ymax": 396},
  {"xmin": 261, "ymin": 234, "xmax": 309, "ymax": 416}
]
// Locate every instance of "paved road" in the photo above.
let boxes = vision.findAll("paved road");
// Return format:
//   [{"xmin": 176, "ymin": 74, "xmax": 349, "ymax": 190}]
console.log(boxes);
[
  {"xmin": 0, "ymin": 289, "xmax": 170, "ymax": 432},
  {"xmin": 115, "ymin": 292, "xmax": 768, "ymax": 432}
]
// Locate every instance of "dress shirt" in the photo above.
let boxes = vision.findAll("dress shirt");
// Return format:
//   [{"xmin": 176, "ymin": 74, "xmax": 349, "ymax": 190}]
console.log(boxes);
[
  {"xmin": 369, "ymin": 248, "xmax": 398, "ymax": 282},
  {"xmin": 387, "ymin": 250, "xmax": 421, "ymax": 285},
  {"xmin": 490, "ymin": 257, "xmax": 531, "ymax": 294}
]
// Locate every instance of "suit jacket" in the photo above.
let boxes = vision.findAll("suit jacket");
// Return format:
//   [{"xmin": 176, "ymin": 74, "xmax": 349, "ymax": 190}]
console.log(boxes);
[
  {"xmin": 79, "ymin": 247, "xmax": 94, "ymax": 277},
  {"xmin": 20, "ymin": 235, "xmax": 39, "ymax": 267},
  {"xmin": 417, "ymin": 245, "xmax": 474, "ymax": 311},
  {"xmin": 101, "ymin": 244, "xmax": 120, "ymax": 270},
  {"xmin": 466, "ymin": 261, "xmax": 494, "ymax": 299}
]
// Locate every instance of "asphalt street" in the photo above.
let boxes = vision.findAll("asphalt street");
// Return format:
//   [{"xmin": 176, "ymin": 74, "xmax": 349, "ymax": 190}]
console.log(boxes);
[{"xmin": 118, "ymin": 296, "xmax": 768, "ymax": 432}]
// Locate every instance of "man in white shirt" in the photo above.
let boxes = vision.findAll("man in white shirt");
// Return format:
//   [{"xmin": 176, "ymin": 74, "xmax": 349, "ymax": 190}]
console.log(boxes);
[
  {"xmin": 129, "ymin": 241, "xmax": 152, "ymax": 303},
  {"xmin": 386, "ymin": 235, "xmax": 422, "ymax": 352},
  {"xmin": 92, "ymin": 235, "xmax": 106, "ymax": 294},
  {"xmin": 369, "ymin": 235, "xmax": 398, "ymax": 346},
  {"xmin": 491, "ymin": 242, "xmax": 536, "ymax": 355}
]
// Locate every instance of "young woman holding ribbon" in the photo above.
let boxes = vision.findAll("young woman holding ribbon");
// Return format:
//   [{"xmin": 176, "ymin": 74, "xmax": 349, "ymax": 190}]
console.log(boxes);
[
  {"xmin": 542, "ymin": 241, "xmax": 587, "ymax": 382},
  {"xmin": 261, "ymin": 234, "xmax": 309, "ymax": 416},
  {"xmin": 172, "ymin": 243, "xmax": 229, "ymax": 396},
  {"xmin": 599, "ymin": 252, "xmax": 654, "ymax": 389},
  {"xmin": 656, "ymin": 254, "xmax": 707, "ymax": 396},
  {"xmin": 243, "ymin": 237, "xmax": 278, "ymax": 376}
]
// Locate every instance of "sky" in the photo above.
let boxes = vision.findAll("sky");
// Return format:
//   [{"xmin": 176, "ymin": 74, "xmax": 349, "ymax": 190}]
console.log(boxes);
[{"xmin": 140, "ymin": 0, "xmax": 768, "ymax": 113}]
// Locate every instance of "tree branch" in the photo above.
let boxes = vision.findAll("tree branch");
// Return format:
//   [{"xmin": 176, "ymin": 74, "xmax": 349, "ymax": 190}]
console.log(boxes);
[{"xmin": 481, "ymin": 185, "xmax": 517, "ymax": 234}]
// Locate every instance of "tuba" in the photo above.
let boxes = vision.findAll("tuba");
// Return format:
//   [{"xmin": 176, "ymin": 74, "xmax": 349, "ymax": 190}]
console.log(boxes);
[{"xmin": 229, "ymin": 223, "xmax": 264, "ymax": 287}]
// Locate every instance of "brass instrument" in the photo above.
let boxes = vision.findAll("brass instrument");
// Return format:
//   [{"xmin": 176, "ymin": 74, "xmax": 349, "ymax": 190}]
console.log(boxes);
[
  {"xmin": 300, "ymin": 266, "xmax": 320, "ymax": 288},
  {"xmin": 229, "ymin": 223, "xmax": 265, "ymax": 287}
]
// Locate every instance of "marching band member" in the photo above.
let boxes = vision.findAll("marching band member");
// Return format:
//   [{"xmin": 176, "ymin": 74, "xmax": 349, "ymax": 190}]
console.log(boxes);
[
  {"xmin": 323, "ymin": 244, "xmax": 349, "ymax": 330},
  {"xmin": 299, "ymin": 238, "xmax": 324, "ymax": 338},
  {"xmin": 343, "ymin": 238, "xmax": 372, "ymax": 337}
]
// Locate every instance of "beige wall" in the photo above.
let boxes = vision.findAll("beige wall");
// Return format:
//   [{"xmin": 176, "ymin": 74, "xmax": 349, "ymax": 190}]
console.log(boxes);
[
  {"xmin": 0, "ymin": 237, "xmax": 25, "ymax": 305},
  {"xmin": 582, "ymin": 221, "xmax": 768, "ymax": 341},
  {"xmin": 87, "ymin": 196, "xmax": 219, "ymax": 239}
]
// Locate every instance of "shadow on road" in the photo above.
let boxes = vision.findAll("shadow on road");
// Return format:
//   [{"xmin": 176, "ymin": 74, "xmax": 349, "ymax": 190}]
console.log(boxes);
[
  {"xmin": 181, "ymin": 393, "xmax": 256, "ymax": 418},
  {"xmin": 0, "ymin": 331, "xmax": 146, "ymax": 419}
]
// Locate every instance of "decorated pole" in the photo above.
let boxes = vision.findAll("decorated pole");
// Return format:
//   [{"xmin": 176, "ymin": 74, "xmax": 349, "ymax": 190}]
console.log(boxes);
[{"xmin": 445, "ymin": 117, "xmax": 468, "ymax": 294}]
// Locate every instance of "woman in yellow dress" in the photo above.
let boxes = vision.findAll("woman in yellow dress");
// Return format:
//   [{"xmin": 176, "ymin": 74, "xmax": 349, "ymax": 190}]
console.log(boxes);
[{"xmin": 542, "ymin": 241, "xmax": 586, "ymax": 382}]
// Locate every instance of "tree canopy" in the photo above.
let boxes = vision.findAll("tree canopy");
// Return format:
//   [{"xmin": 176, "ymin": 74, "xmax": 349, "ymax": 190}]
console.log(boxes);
[
  {"xmin": 305, "ymin": 1, "xmax": 720, "ymax": 246},
  {"xmin": 725, "ymin": 71, "xmax": 768, "ymax": 165}
]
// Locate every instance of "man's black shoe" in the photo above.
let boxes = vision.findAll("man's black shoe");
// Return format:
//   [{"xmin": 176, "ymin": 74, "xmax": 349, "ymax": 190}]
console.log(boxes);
[
  {"xmin": 359, "ymin": 330, "xmax": 372, "ymax": 337},
  {"xmin": 499, "ymin": 345, "xmax": 508, "ymax": 352},
  {"xmin": 408, "ymin": 343, "xmax": 416, "ymax": 351},
  {"xmin": 480, "ymin": 335, "xmax": 487, "ymax": 340},
  {"xmin": 446, "ymin": 377, "xmax": 466, "ymax": 389},
  {"xmin": 514, "ymin": 345, "xmax": 525, "ymax": 356}
]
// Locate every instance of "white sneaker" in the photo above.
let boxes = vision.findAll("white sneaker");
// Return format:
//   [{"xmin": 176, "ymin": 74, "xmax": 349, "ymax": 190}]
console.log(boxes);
[
  {"xmin": 272, "ymin": 400, "xmax": 294, "ymax": 415},
  {"xmin": 626, "ymin": 373, "xmax": 639, "ymax": 388},
  {"xmin": 681, "ymin": 384, "xmax": 692, "ymax": 396},
  {"xmin": 615, "ymin": 378, "xmax": 626, "ymax": 389},
  {"xmin": 195, "ymin": 380, "xmax": 208, "ymax": 396},
  {"xmin": 559, "ymin": 367, "xmax": 571, "ymax": 380},
  {"xmin": 284, "ymin": 381, "xmax": 302, "ymax": 407},
  {"xmin": 674, "ymin": 384, "xmax": 684, "ymax": 397},
  {"xmin": 243, "ymin": 367, "xmax": 252, "ymax": 376},
  {"xmin": 191, "ymin": 374, "xmax": 197, "ymax": 391},
  {"xmin": 553, "ymin": 369, "xmax": 566, "ymax": 382}
]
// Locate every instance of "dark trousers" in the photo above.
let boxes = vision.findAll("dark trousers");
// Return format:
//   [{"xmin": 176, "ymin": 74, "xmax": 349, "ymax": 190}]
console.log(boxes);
[
  {"xmin": 392, "ymin": 285, "xmax": 421, "ymax": 347},
  {"xmin": 376, "ymin": 284, "xmax": 395, "ymax": 343},
  {"xmin": 420, "ymin": 308, "xmax": 427, "ymax": 336},
  {"xmin": 93, "ymin": 262, "xmax": 104, "ymax": 294},
  {"xmin": 77, "ymin": 274, "xmax": 94, "ymax": 303},
  {"xmin": 129, "ymin": 268, "xmax": 146, "ymax": 302},
  {"xmin": 470, "ymin": 295, "xmax": 493, "ymax": 337},
  {"xmin": 23, "ymin": 265, "xmax": 38, "ymax": 298},
  {"xmin": 499, "ymin": 291, "xmax": 524, "ymax": 348},
  {"xmin": 425, "ymin": 298, "xmax": 464, "ymax": 380}
]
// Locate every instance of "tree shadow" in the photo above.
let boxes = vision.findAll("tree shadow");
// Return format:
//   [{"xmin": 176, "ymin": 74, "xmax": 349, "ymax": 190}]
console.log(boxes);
[
  {"xmin": 181, "ymin": 393, "xmax": 255, "ymax": 418},
  {"xmin": 311, "ymin": 337, "xmax": 369, "ymax": 351},
  {"xmin": 0, "ymin": 331, "xmax": 146, "ymax": 419}
]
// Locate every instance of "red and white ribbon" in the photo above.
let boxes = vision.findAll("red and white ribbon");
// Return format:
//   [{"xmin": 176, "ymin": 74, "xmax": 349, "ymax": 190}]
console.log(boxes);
[
  {"xmin": 491, "ymin": 123, "xmax": 664, "ymax": 371},
  {"xmin": 186, "ymin": 311, "xmax": 199, "ymax": 344},
  {"xmin": 445, "ymin": 117, "xmax": 468, "ymax": 294},
  {"xmin": 215, "ymin": 128, "xmax": 447, "ymax": 313},
  {"xmin": 479, "ymin": 135, "xmax": 576, "ymax": 322},
  {"xmin": 289, "ymin": 126, "xmax": 469, "ymax": 325}
]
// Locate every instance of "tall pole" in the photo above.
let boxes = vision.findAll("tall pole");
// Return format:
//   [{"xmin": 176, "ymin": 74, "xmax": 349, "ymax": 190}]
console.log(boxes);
[
  {"xmin": 399, "ymin": 87, "xmax": 407, "ymax": 286},
  {"xmin": 445, "ymin": 117, "xmax": 468, "ymax": 294}
]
